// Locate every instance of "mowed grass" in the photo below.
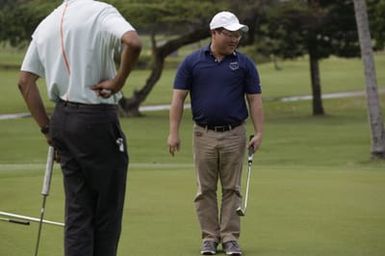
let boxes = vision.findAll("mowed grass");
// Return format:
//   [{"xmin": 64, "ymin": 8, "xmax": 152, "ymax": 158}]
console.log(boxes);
[
  {"xmin": 1, "ymin": 165, "xmax": 385, "ymax": 256},
  {"xmin": 1, "ymin": 95, "xmax": 385, "ymax": 255},
  {"xmin": 1, "ymin": 51, "xmax": 384, "ymax": 114},
  {"xmin": 1, "ymin": 50, "xmax": 385, "ymax": 255}
]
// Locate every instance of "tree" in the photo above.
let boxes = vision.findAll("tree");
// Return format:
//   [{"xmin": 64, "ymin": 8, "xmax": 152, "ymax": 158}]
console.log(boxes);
[
  {"xmin": 118, "ymin": 28, "xmax": 211, "ymax": 116},
  {"xmin": 2, "ymin": 0, "xmax": 384, "ymax": 119},
  {"xmin": 0, "ymin": 0, "xmax": 58, "ymax": 47},
  {"xmin": 114, "ymin": 0, "xmax": 264, "ymax": 116},
  {"xmin": 0, "ymin": 0, "xmax": 265, "ymax": 116},
  {"xmin": 353, "ymin": 0, "xmax": 385, "ymax": 159},
  {"xmin": 110, "ymin": 0, "xmax": 385, "ymax": 117},
  {"xmin": 368, "ymin": 0, "xmax": 385, "ymax": 49},
  {"xmin": 262, "ymin": 0, "xmax": 362, "ymax": 116}
]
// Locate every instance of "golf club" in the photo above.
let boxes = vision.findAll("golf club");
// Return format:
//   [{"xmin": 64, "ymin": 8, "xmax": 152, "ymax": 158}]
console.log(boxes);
[
  {"xmin": 0, "ymin": 211, "xmax": 64, "ymax": 227},
  {"xmin": 0, "ymin": 216, "xmax": 30, "ymax": 225},
  {"xmin": 34, "ymin": 146, "xmax": 55, "ymax": 256},
  {"xmin": 236, "ymin": 135, "xmax": 255, "ymax": 217}
]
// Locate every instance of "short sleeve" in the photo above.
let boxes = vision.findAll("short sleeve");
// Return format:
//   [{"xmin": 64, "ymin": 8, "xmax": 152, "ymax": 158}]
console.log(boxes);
[
  {"xmin": 99, "ymin": 6, "xmax": 135, "ymax": 40},
  {"xmin": 20, "ymin": 40, "xmax": 45, "ymax": 77},
  {"xmin": 174, "ymin": 57, "xmax": 193, "ymax": 90},
  {"xmin": 244, "ymin": 57, "xmax": 262, "ymax": 94}
]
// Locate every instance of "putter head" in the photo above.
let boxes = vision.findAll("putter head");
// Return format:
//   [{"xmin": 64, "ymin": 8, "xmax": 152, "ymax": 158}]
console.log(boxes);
[{"xmin": 236, "ymin": 207, "xmax": 245, "ymax": 217}]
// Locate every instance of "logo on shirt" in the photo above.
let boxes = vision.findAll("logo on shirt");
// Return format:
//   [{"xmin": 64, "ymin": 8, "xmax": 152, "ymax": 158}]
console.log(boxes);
[{"xmin": 229, "ymin": 62, "xmax": 239, "ymax": 71}]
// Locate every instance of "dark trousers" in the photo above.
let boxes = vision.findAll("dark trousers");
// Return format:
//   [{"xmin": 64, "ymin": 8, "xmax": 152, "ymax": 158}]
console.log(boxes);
[{"xmin": 50, "ymin": 101, "xmax": 129, "ymax": 256}]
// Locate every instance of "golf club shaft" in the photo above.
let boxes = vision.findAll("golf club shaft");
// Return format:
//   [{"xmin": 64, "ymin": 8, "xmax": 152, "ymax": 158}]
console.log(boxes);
[
  {"xmin": 244, "ymin": 135, "xmax": 254, "ymax": 207},
  {"xmin": 237, "ymin": 135, "xmax": 255, "ymax": 216},
  {"xmin": 34, "ymin": 197, "xmax": 47, "ymax": 256},
  {"xmin": 34, "ymin": 146, "xmax": 56, "ymax": 256},
  {"xmin": 243, "ymin": 162, "xmax": 252, "ymax": 211},
  {"xmin": 0, "ymin": 211, "xmax": 64, "ymax": 227}
]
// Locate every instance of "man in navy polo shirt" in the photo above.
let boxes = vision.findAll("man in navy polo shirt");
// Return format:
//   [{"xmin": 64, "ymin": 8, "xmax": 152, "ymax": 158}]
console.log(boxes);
[{"xmin": 168, "ymin": 11, "xmax": 264, "ymax": 256}]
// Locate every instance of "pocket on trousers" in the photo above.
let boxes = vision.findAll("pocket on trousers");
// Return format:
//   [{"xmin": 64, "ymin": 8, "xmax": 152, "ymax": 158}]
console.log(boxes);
[{"xmin": 112, "ymin": 122, "xmax": 128, "ymax": 155}]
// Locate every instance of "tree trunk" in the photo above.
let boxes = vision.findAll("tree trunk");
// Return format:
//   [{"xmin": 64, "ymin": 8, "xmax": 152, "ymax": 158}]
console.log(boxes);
[
  {"xmin": 117, "ymin": 10, "xmax": 259, "ymax": 117},
  {"xmin": 309, "ymin": 52, "xmax": 325, "ymax": 115},
  {"xmin": 353, "ymin": 0, "xmax": 385, "ymax": 159},
  {"xmin": 118, "ymin": 28, "xmax": 210, "ymax": 117},
  {"xmin": 118, "ymin": 34, "xmax": 165, "ymax": 117}
]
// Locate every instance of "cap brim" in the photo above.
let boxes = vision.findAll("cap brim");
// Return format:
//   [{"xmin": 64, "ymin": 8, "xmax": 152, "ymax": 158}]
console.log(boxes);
[{"xmin": 223, "ymin": 23, "xmax": 249, "ymax": 32}]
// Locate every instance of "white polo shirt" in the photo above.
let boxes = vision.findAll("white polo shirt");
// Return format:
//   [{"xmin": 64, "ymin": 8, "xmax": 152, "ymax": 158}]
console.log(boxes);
[{"xmin": 21, "ymin": 0, "xmax": 135, "ymax": 104}]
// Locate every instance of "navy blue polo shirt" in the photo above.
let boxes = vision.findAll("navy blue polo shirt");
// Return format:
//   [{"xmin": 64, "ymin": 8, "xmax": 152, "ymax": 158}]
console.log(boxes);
[{"xmin": 174, "ymin": 45, "xmax": 261, "ymax": 125}]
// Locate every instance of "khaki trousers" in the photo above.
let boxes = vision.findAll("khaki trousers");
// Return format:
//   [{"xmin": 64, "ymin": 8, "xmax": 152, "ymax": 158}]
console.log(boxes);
[{"xmin": 193, "ymin": 124, "xmax": 246, "ymax": 243}]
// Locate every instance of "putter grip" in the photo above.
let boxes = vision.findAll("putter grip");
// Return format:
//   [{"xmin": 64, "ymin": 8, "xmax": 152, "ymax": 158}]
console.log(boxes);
[
  {"xmin": 41, "ymin": 146, "xmax": 55, "ymax": 196},
  {"xmin": 248, "ymin": 135, "xmax": 254, "ymax": 158}
]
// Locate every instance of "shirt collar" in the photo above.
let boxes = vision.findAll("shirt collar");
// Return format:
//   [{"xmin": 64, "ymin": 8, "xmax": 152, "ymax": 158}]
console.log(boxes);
[{"xmin": 204, "ymin": 44, "xmax": 237, "ymax": 57}]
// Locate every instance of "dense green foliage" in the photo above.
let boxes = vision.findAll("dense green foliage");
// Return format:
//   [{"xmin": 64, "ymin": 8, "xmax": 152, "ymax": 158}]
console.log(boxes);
[
  {"xmin": 0, "ymin": 0, "xmax": 59, "ymax": 46},
  {"xmin": 261, "ymin": 1, "xmax": 361, "ymax": 59},
  {"xmin": 369, "ymin": 0, "xmax": 385, "ymax": 48},
  {"xmin": 1, "ymin": 0, "xmax": 383, "ymax": 115},
  {"xmin": 1, "ymin": 0, "xmax": 384, "ymax": 52}
]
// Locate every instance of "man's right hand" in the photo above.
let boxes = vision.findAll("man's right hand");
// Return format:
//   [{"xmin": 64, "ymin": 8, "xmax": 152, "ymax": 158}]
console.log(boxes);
[{"xmin": 167, "ymin": 134, "xmax": 180, "ymax": 157}]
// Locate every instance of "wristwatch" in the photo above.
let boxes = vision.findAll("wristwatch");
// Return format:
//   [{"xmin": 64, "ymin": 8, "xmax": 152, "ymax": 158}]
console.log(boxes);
[{"xmin": 40, "ymin": 125, "xmax": 50, "ymax": 135}]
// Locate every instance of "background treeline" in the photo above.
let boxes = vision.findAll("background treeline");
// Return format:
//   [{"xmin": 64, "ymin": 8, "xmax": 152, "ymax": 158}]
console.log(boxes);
[{"xmin": 1, "ymin": 0, "xmax": 384, "ymax": 117}]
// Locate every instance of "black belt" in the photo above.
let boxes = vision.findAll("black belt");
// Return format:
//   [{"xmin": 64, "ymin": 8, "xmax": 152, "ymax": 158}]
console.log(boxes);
[
  {"xmin": 196, "ymin": 122, "xmax": 243, "ymax": 132},
  {"xmin": 58, "ymin": 99, "xmax": 117, "ymax": 111}
]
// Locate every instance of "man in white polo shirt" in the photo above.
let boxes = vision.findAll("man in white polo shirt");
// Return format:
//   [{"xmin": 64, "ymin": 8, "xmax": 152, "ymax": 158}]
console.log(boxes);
[{"xmin": 18, "ymin": 0, "xmax": 142, "ymax": 255}]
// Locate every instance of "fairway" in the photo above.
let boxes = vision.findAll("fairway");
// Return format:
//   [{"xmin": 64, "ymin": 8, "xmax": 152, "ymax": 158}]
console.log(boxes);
[
  {"xmin": 1, "ymin": 164, "xmax": 385, "ymax": 256},
  {"xmin": 1, "ymin": 49, "xmax": 385, "ymax": 255},
  {"xmin": 1, "ymin": 101, "xmax": 385, "ymax": 255}
]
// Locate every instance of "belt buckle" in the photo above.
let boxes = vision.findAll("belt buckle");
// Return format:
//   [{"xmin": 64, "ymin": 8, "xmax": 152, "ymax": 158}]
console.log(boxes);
[{"xmin": 213, "ymin": 125, "xmax": 229, "ymax": 132}]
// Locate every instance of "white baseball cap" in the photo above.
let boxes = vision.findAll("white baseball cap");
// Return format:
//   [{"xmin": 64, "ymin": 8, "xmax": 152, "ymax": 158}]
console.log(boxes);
[{"xmin": 209, "ymin": 11, "xmax": 249, "ymax": 32}]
